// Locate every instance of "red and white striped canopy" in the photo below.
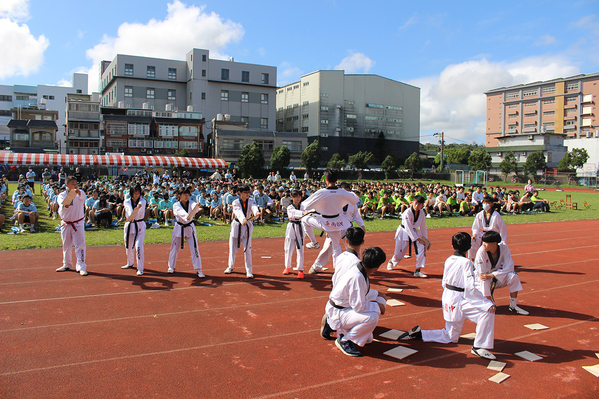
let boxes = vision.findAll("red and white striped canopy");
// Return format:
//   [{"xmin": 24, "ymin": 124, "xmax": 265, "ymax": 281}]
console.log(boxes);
[{"xmin": 0, "ymin": 153, "xmax": 227, "ymax": 169}]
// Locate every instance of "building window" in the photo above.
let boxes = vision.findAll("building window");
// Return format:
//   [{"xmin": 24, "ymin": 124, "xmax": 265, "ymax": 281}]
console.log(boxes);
[
  {"xmin": 541, "ymin": 85, "xmax": 555, "ymax": 94},
  {"xmin": 223, "ymin": 139, "xmax": 244, "ymax": 150},
  {"xmin": 508, "ymin": 124, "xmax": 517, "ymax": 129},
  {"xmin": 42, "ymin": 95, "xmax": 55, "ymax": 100},
  {"xmin": 321, "ymin": 119, "xmax": 329, "ymax": 124},
  {"xmin": 321, "ymin": 93, "xmax": 329, "ymax": 98},
  {"xmin": 366, "ymin": 103, "xmax": 383, "ymax": 108},
  {"xmin": 543, "ymin": 110, "xmax": 555, "ymax": 115},
  {"xmin": 221, "ymin": 69, "xmax": 229, "ymax": 80},
  {"xmin": 566, "ymin": 82, "xmax": 579, "ymax": 92},
  {"xmin": 524, "ymin": 102, "xmax": 535, "ymax": 107},
  {"xmin": 168, "ymin": 68, "xmax": 177, "ymax": 80},
  {"xmin": 321, "ymin": 106, "xmax": 329, "ymax": 111},
  {"xmin": 260, "ymin": 118, "xmax": 268, "ymax": 128},
  {"xmin": 242, "ymin": 71, "xmax": 249, "ymax": 82},
  {"xmin": 146, "ymin": 88, "xmax": 155, "ymax": 99},
  {"xmin": 566, "ymin": 96, "xmax": 577, "ymax": 103},
  {"xmin": 179, "ymin": 126, "xmax": 198, "ymax": 137},
  {"xmin": 125, "ymin": 64, "xmax": 133, "ymax": 76},
  {"xmin": 147, "ymin": 66, "xmax": 155, "ymax": 78},
  {"xmin": 524, "ymin": 123, "xmax": 536, "ymax": 128},
  {"xmin": 301, "ymin": 127, "xmax": 309, "ymax": 132},
  {"xmin": 202, "ymin": 69, "xmax": 206, "ymax": 77},
  {"xmin": 201, "ymin": 92, "xmax": 206, "ymax": 100},
  {"xmin": 255, "ymin": 140, "xmax": 274, "ymax": 151},
  {"xmin": 261, "ymin": 93, "xmax": 268, "ymax": 104},
  {"xmin": 303, "ymin": 101, "xmax": 309, "ymax": 106},
  {"xmin": 386, "ymin": 105, "xmax": 402, "ymax": 110},
  {"xmin": 241, "ymin": 116, "xmax": 249, "ymax": 123},
  {"xmin": 221, "ymin": 90, "xmax": 229, "ymax": 101},
  {"xmin": 544, "ymin": 99, "xmax": 555, "ymax": 104},
  {"xmin": 76, "ymin": 89, "xmax": 82, "ymax": 94},
  {"xmin": 202, "ymin": 54, "xmax": 207, "ymax": 62},
  {"xmin": 565, "ymin": 119, "xmax": 576, "ymax": 126},
  {"xmin": 168, "ymin": 89, "xmax": 176, "ymax": 101},
  {"xmin": 125, "ymin": 86, "xmax": 133, "ymax": 97},
  {"xmin": 303, "ymin": 82, "xmax": 309, "ymax": 87},
  {"xmin": 523, "ymin": 89, "xmax": 537, "ymax": 97},
  {"xmin": 508, "ymin": 104, "xmax": 517, "ymax": 109},
  {"xmin": 241, "ymin": 92, "xmax": 249, "ymax": 103},
  {"xmin": 505, "ymin": 91, "xmax": 519, "ymax": 99},
  {"xmin": 261, "ymin": 73, "xmax": 269, "ymax": 84},
  {"xmin": 282, "ymin": 141, "xmax": 302, "ymax": 152},
  {"xmin": 302, "ymin": 114, "xmax": 309, "ymax": 118}
]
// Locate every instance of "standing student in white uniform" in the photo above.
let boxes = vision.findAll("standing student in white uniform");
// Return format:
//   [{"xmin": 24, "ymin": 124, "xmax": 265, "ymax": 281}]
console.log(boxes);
[
  {"xmin": 121, "ymin": 184, "xmax": 147, "ymax": 276},
  {"xmin": 168, "ymin": 187, "xmax": 205, "ymax": 278},
  {"xmin": 225, "ymin": 185, "xmax": 260, "ymax": 279},
  {"xmin": 387, "ymin": 195, "xmax": 430, "ymax": 278},
  {"xmin": 283, "ymin": 189, "xmax": 310, "ymax": 279},
  {"xmin": 300, "ymin": 169, "xmax": 358, "ymax": 270},
  {"xmin": 399, "ymin": 232, "xmax": 497, "ymax": 360},
  {"xmin": 56, "ymin": 176, "xmax": 88, "ymax": 276},
  {"xmin": 326, "ymin": 245, "xmax": 388, "ymax": 357},
  {"xmin": 309, "ymin": 182, "xmax": 365, "ymax": 274},
  {"xmin": 468, "ymin": 196, "xmax": 507, "ymax": 259},
  {"xmin": 474, "ymin": 230, "xmax": 529, "ymax": 315}
]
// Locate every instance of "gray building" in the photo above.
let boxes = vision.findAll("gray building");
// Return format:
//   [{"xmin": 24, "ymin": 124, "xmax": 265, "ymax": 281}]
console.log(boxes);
[
  {"xmin": 99, "ymin": 49, "xmax": 277, "ymax": 145},
  {"xmin": 65, "ymin": 93, "xmax": 101, "ymax": 155},
  {"xmin": 7, "ymin": 107, "xmax": 58, "ymax": 153},
  {"xmin": 276, "ymin": 70, "xmax": 420, "ymax": 162}
]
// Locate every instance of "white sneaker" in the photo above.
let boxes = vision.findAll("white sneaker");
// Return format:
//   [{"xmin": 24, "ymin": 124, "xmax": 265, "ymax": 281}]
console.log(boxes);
[
  {"xmin": 425, "ymin": 214, "xmax": 431, "ymax": 219},
  {"xmin": 224, "ymin": 267, "xmax": 233, "ymax": 274},
  {"xmin": 136, "ymin": 270, "xmax": 143, "ymax": 276},
  {"xmin": 306, "ymin": 242, "xmax": 320, "ymax": 249},
  {"xmin": 56, "ymin": 266, "xmax": 71, "ymax": 272},
  {"xmin": 403, "ymin": 254, "xmax": 412, "ymax": 259},
  {"xmin": 308, "ymin": 265, "xmax": 322, "ymax": 274},
  {"xmin": 471, "ymin": 347, "xmax": 496, "ymax": 360},
  {"xmin": 121, "ymin": 265, "xmax": 135, "ymax": 269},
  {"xmin": 414, "ymin": 269, "xmax": 428, "ymax": 278},
  {"xmin": 386, "ymin": 261, "xmax": 394, "ymax": 271},
  {"xmin": 246, "ymin": 272, "xmax": 254, "ymax": 279},
  {"xmin": 167, "ymin": 268, "xmax": 175, "ymax": 274},
  {"xmin": 509, "ymin": 305, "xmax": 529, "ymax": 315},
  {"xmin": 197, "ymin": 271, "xmax": 205, "ymax": 278},
  {"xmin": 80, "ymin": 270, "xmax": 88, "ymax": 276}
]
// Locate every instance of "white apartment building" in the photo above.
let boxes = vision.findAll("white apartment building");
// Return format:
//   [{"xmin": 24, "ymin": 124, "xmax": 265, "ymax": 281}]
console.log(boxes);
[
  {"xmin": 0, "ymin": 73, "xmax": 89, "ymax": 151},
  {"xmin": 99, "ymin": 48, "xmax": 277, "ymax": 145},
  {"xmin": 65, "ymin": 93, "xmax": 101, "ymax": 154},
  {"xmin": 275, "ymin": 70, "xmax": 420, "ymax": 161}
]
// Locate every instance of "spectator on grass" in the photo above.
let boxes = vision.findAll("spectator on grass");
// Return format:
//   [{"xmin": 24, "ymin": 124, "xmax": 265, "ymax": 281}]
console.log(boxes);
[
  {"xmin": 159, "ymin": 193, "xmax": 174, "ymax": 226},
  {"xmin": 524, "ymin": 180, "xmax": 535, "ymax": 193},
  {"xmin": 460, "ymin": 196, "xmax": 476, "ymax": 216},
  {"xmin": 26, "ymin": 167, "xmax": 36, "ymax": 193},
  {"xmin": 472, "ymin": 186, "xmax": 484, "ymax": 212},
  {"xmin": 518, "ymin": 192, "xmax": 534, "ymax": 212},
  {"xmin": 531, "ymin": 190, "xmax": 551, "ymax": 213},
  {"xmin": 16, "ymin": 194, "xmax": 38, "ymax": 232},
  {"xmin": 93, "ymin": 194, "xmax": 113, "ymax": 227}
]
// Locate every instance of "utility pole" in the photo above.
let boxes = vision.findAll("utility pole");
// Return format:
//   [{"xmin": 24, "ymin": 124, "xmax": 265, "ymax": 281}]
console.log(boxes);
[{"xmin": 434, "ymin": 132, "xmax": 445, "ymax": 171}]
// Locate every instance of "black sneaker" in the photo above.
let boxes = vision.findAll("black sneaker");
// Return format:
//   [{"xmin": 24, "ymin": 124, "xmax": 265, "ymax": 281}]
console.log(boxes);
[
  {"xmin": 320, "ymin": 314, "xmax": 336, "ymax": 340},
  {"xmin": 335, "ymin": 334, "xmax": 361, "ymax": 357},
  {"xmin": 398, "ymin": 325, "xmax": 422, "ymax": 340}
]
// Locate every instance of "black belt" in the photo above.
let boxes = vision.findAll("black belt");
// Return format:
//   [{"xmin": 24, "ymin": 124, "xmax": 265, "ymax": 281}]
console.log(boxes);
[
  {"xmin": 177, "ymin": 220, "xmax": 197, "ymax": 251},
  {"xmin": 290, "ymin": 220, "xmax": 303, "ymax": 250},
  {"xmin": 234, "ymin": 218, "xmax": 250, "ymax": 252},
  {"xmin": 446, "ymin": 284, "xmax": 465, "ymax": 292},
  {"xmin": 322, "ymin": 214, "xmax": 339, "ymax": 219},
  {"xmin": 329, "ymin": 299, "xmax": 346, "ymax": 309},
  {"xmin": 125, "ymin": 219, "xmax": 144, "ymax": 249}
]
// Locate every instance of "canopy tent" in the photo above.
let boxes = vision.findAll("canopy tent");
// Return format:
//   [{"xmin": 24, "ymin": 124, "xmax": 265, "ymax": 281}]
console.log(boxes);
[{"xmin": 0, "ymin": 153, "xmax": 227, "ymax": 169}]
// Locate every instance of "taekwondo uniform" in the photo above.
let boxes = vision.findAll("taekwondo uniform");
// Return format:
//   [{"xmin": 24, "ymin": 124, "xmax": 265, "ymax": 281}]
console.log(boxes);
[
  {"xmin": 227, "ymin": 197, "xmax": 259, "ymax": 275},
  {"xmin": 468, "ymin": 210, "xmax": 507, "ymax": 259},
  {"xmin": 388, "ymin": 206, "xmax": 428, "ymax": 270},
  {"xmin": 325, "ymin": 250, "xmax": 384, "ymax": 347},
  {"xmin": 123, "ymin": 197, "xmax": 147, "ymax": 273},
  {"xmin": 421, "ymin": 253, "xmax": 495, "ymax": 350},
  {"xmin": 300, "ymin": 187, "xmax": 358, "ymax": 267},
  {"xmin": 311, "ymin": 193, "xmax": 365, "ymax": 272},
  {"xmin": 284, "ymin": 202, "xmax": 305, "ymax": 272},
  {"xmin": 58, "ymin": 190, "xmax": 87, "ymax": 273},
  {"xmin": 474, "ymin": 242, "xmax": 522, "ymax": 298},
  {"xmin": 168, "ymin": 199, "xmax": 202, "ymax": 273}
]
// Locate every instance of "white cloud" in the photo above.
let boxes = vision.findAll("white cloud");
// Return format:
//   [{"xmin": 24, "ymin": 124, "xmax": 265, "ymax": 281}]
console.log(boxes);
[
  {"xmin": 0, "ymin": 15, "xmax": 49, "ymax": 80},
  {"xmin": 56, "ymin": 79, "xmax": 71, "ymax": 87},
  {"xmin": 257, "ymin": 47, "xmax": 266, "ymax": 56},
  {"xmin": 533, "ymin": 34, "xmax": 557, "ymax": 46},
  {"xmin": 412, "ymin": 56, "xmax": 580, "ymax": 143},
  {"xmin": 0, "ymin": 0, "xmax": 30, "ymax": 21},
  {"xmin": 83, "ymin": 0, "xmax": 244, "ymax": 93},
  {"xmin": 335, "ymin": 51, "xmax": 375, "ymax": 74},
  {"xmin": 399, "ymin": 14, "xmax": 418, "ymax": 30},
  {"xmin": 277, "ymin": 62, "xmax": 303, "ymax": 86}
]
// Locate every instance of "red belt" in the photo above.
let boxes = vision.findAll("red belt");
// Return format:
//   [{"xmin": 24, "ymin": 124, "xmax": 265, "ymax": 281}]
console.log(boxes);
[{"xmin": 62, "ymin": 217, "xmax": 84, "ymax": 232}]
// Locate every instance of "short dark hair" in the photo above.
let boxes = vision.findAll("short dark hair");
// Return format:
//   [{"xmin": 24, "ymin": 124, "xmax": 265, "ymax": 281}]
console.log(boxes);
[
  {"xmin": 238, "ymin": 184, "xmax": 250, "ymax": 193},
  {"xmin": 482, "ymin": 230, "xmax": 502, "ymax": 243},
  {"xmin": 345, "ymin": 226, "xmax": 365, "ymax": 247},
  {"xmin": 131, "ymin": 184, "xmax": 143, "ymax": 196},
  {"xmin": 180, "ymin": 186, "xmax": 192, "ymax": 195},
  {"xmin": 65, "ymin": 176, "xmax": 77, "ymax": 184},
  {"xmin": 291, "ymin": 189, "xmax": 301, "ymax": 197},
  {"xmin": 413, "ymin": 195, "xmax": 425, "ymax": 204},
  {"xmin": 339, "ymin": 182, "xmax": 350, "ymax": 189},
  {"xmin": 452, "ymin": 232, "xmax": 472, "ymax": 253},
  {"xmin": 362, "ymin": 247, "xmax": 386, "ymax": 269},
  {"xmin": 482, "ymin": 195, "xmax": 494, "ymax": 203},
  {"xmin": 324, "ymin": 168, "xmax": 338, "ymax": 183}
]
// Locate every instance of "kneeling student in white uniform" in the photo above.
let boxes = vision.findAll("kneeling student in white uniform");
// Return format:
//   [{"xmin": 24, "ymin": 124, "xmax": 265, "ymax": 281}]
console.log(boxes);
[
  {"xmin": 474, "ymin": 230, "xmax": 529, "ymax": 315},
  {"xmin": 225, "ymin": 185, "xmax": 260, "ymax": 279},
  {"xmin": 325, "ymin": 244, "xmax": 388, "ymax": 357},
  {"xmin": 121, "ymin": 184, "xmax": 147, "ymax": 276},
  {"xmin": 168, "ymin": 187, "xmax": 204, "ymax": 278},
  {"xmin": 399, "ymin": 232, "xmax": 497, "ymax": 360},
  {"xmin": 283, "ymin": 189, "xmax": 310, "ymax": 279},
  {"xmin": 56, "ymin": 176, "xmax": 88, "ymax": 276}
]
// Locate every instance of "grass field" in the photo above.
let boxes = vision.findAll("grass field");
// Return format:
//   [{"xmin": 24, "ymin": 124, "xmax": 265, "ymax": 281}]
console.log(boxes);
[{"xmin": 1, "ymin": 183, "xmax": 597, "ymax": 251}]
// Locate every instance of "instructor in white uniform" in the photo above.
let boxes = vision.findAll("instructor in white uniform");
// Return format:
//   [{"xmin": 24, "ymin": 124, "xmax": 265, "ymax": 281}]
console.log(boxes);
[
  {"xmin": 168, "ymin": 187, "xmax": 204, "ymax": 277},
  {"xmin": 56, "ymin": 176, "xmax": 88, "ymax": 276},
  {"xmin": 121, "ymin": 184, "xmax": 147, "ymax": 276}
]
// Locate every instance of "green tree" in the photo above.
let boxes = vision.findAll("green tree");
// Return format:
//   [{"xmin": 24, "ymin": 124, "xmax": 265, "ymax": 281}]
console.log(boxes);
[
  {"xmin": 301, "ymin": 140, "xmax": 321, "ymax": 175},
  {"xmin": 373, "ymin": 132, "xmax": 388, "ymax": 164},
  {"xmin": 404, "ymin": 152, "xmax": 422, "ymax": 172},
  {"xmin": 348, "ymin": 151, "xmax": 373, "ymax": 170},
  {"xmin": 468, "ymin": 148, "xmax": 492, "ymax": 171},
  {"xmin": 327, "ymin": 153, "xmax": 346, "ymax": 169},
  {"xmin": 381, "ymin": 155, "xmax": 396, "ymax": 180},
  {"xmin": 499, "ymin": 151, "xmax": 518, "ymax": 180},
  {"xmin": 447, "ymin": 148, "xmax": 471, "ymax": 164},
  {"xmin": 269, "ymin": 145, "xmax": 291, "ymax": 172},
  {"xmin": 238, "ymin": 141, "xmax": 264, "ymax": 178},
  {"xmin": 173, "ymin": 148, "xmax": 189, "ymax": 157},
  {"xmin": 523, "ymin": 151, "xmax": 547, "ymax": 182},
  {"xmin": 558, "ymin": 148, "xmax": 589, "ymax": 184}
]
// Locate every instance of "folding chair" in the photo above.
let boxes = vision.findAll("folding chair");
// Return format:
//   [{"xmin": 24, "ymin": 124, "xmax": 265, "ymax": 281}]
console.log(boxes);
[{"xmin": 584, "ymin": 202, "xmax": 591, "ymax": 210}]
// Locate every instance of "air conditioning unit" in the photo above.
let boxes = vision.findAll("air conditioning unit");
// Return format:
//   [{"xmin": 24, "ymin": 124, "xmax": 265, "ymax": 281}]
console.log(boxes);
[
  {"xmin": 497, "ymin": 152, "xmax": 502, "ymax": 156},
  {"xmin": 521, "ymin": 152, "xmax": 527, "ymax": 156},
  {"xmin": 141, "ymin": 148, "xmax": 146, "ymax": 152},
  {"xmin": 587, "ymin": 131, "xmax": 593, "ymax": 138},
  {"xmin": 147, "ymin": 150, "xmax": 152, "ymax": 155},
  {"xmin": 528, "ymin": 135, "xmax": 533, "ymax": 140}
]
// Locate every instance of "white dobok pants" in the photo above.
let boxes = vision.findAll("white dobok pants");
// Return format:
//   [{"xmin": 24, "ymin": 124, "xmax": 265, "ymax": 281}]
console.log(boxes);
[
  {"xmin": 124, "ymin": 224, "xmax": 145, "ymax": 272},
  {"xmin": 390, "ymin": 237, "xmax": 426, "ymax": 270},
  {"xmin": 61, "ymin": 221, "xmax": 87, "ymax": 272},
  {"xmin": 326, "ymin": 303, "xmax": 379, "ymax": 347}
]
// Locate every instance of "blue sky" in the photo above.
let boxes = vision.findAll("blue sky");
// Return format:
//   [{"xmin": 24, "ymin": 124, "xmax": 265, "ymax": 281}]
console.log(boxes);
[{"xmin": 1, "ymin": 0, "xmax": 598, "ymax": 144}]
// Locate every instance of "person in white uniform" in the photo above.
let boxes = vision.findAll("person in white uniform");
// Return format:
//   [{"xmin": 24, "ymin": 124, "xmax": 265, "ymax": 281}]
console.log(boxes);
[
  {"xmin": 474, "ymin": 230, "xmax": 529, "ymax": 315},
  {"xmin": 326, "ymin": 245, "xmax": 388, "ymax": 357},
  {"xmin": 387, "ymin": 195, "xmax": 430, "ymax": 278},
  {"xmin": 309, "ymin": 182, "xmax": 365, "ymax": 274},
  {"xmin": 301, "ymin": 169, "xmax": 358, "ymax": 270},
  {"xmin": 468, "ymin": 196, "xmax": 507, "ymax": 259},
  {"xmin": 225, "ymin": 185, "xmax": 260, "ymax": 279},
  {"xmin": 121, "ymin": 184, "xmax": 147, "ymax": 276},
  {"xmin": 56, "ymin": 176, "xmax": 88, "ymax": 276},
  {"xmin": 168, "ymin": 187, "xmax": 204, "ymax": 278},
  {"xmin": 399, "ymin": 232, "xmax": 497, "ymax": 360},
  {"xmin": 283, "ymin": 189, "xmax": 310, "ymax": 279}
]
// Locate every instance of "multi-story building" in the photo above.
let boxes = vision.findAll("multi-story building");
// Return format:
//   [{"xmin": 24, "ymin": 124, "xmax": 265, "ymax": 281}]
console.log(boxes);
[
  {"xmin": 65, "ymin": 93, "xmax": 101, "ymax": 155},
  {"xmin": 275, "ymin": 70, "xmax": 420, "ymax": 161},
  {"xmin": 99, "ymin": 48, "xmax": 277, "ymax": 145},
  {"xmin": 7, "ymin": 107, "xmax": 58, "ymax": 152},
  {"xmin": 485, "ymin": 72, "xmax": 599, "ymax": 146},
  {"xmin": 101, "ymin": 105, "xmax": 205, "ymax": 156},
  {"xmin": 0, "ymin": 73, "xmax": 89, "ymax": 150}
]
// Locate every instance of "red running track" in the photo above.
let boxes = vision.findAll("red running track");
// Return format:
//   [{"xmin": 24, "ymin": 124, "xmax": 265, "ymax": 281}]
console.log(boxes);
[{"xmin": 1, "ymin": 220, "xmax": 598, "ymax": 398}]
